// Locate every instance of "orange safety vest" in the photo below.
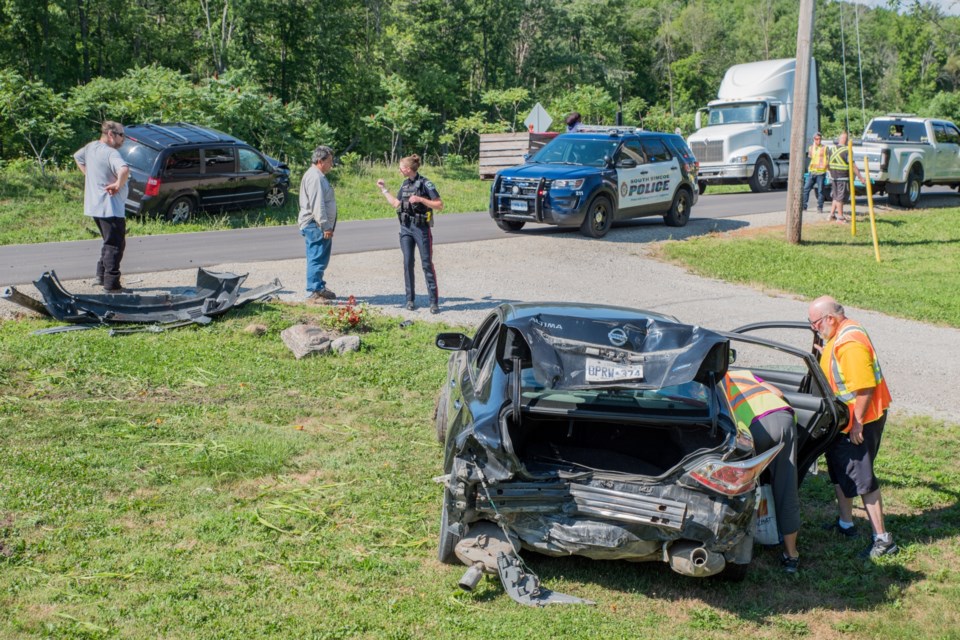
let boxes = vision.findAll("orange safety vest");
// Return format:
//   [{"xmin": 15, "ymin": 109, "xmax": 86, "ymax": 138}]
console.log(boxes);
[
  {"xmin": 723, "ymin": 370, "xmax": 791, "ymax": 433},
  {"xmin": 822, "ymin": 319, "xmax": 892, "ymax": 431},
  {"xmin": 807, "ymin": 144, "xmax": 828, "ymax": 172}
]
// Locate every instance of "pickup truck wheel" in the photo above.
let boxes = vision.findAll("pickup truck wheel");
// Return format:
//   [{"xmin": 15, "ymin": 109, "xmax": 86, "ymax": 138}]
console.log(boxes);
[
  {"xmin": 748, "ymin": 157, "xmax": 773, "ymax": 193},
  {"xmin": 698, "ymin": 181, "xmax": 708, "ymax": 195},
  {"xmin": 496, "ymin": 219, "xmax": 526, "ymax": 232},
  {"xmin": 664, "ymin": 188, "xmax": 692, "ymax": 227},
  {"xmin": 901, "ymin": 166, "xmax": 923, "ymax": 208},
  {"xmin": 580, "ymin": 195, "xmax": 613, "ymax": 238}
]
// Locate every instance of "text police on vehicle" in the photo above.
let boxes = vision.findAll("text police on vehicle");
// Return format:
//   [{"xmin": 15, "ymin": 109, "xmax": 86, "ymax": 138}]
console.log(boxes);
[{"xmin": 489, "ymin": 128, "xmax": 699, "ymax": 238}]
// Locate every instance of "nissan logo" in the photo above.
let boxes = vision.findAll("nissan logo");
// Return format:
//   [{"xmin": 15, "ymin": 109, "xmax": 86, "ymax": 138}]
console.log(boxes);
[{"xmin": 608, "ymin": 328, "xmax": 628, "ymax": 346}]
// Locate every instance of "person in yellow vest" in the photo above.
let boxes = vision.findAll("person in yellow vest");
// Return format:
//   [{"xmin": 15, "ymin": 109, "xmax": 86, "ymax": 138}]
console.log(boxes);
[
  {"xmin": 808, "ymin": 295, "xmax": 898, "ymax": 558},
  {"xmin": 723, "ymin": 370, "xmax": 801, "ymax": 573},
  {"xmin": 801, "ymin": 132, "xmax": 828, "ymax": 213},
  {"xmin": 827, "ymin": 131, "xmax": 865, "ymax": 223}
]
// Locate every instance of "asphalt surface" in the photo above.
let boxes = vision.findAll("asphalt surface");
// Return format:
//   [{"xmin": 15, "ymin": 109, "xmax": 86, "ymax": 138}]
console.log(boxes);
[{"xmin": 3, "ymin": 188, "xmax": 959, "ymax": 424}]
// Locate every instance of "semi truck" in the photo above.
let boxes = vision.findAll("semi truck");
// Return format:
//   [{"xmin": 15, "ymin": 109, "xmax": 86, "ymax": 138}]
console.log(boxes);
[{"xmin": 687, "ymin": 58, "xmax": 818, "ymax": 193}]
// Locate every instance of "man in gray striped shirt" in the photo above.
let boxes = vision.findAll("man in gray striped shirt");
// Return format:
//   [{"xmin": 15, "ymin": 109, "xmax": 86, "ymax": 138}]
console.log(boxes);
[{"xmin": 297, "ymin": 145, "xmax": 337, "ymax": 301}]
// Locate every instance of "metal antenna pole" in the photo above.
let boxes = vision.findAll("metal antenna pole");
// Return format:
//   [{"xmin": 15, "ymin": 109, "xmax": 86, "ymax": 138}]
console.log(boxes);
[
  {"xmin": 787, "ymin": 0, "xmax": 816, "ymax": 244},
  {"xmin": 855, "ymin": 3, "xmax": 867, "ymax": 132},
  {"xmin": 840, "ymin": 3, "xmax": 850, "ymax": 132}
]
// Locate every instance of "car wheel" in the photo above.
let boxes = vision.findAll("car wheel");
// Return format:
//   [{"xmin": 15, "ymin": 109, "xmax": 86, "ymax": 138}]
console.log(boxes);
[
  {"xmin": 748, "ymin": 157, "xmax": 773, "ymax": 193},
  {"xmin": 900, "ymin": 165, "xmax": 923, "ymax": 209},
  {"xmin": 580, "ymin": 195, "xmax": 613, "ymax": 238},
  {"xmin": 496, "ymin": 219, "xmax": 526, "ymax": 232},
  {"xmin": 663, "ymin": 188, "xmax": 692, "ymax": 227},
  {"xmin": 434, "ymin": 384, "xmax": 450, "ymax": 444},
  {"xmin": 437, "ymin": 487, "xmax": 462, "ymax": 565},
  {"xmin": 698, "ymin": 181, "xmax": 707, "ymax": 195},
  {"xmin": 164, "ymin": 196, "xmax": 196, "ymax": 224},
  {"xmin": 266, "ymin": 186, "xmax": 287, "ymax": 208}
]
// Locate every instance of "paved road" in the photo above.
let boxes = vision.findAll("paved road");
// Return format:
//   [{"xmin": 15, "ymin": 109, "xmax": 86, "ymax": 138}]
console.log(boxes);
[{"xmin": 2, "ymin": 187, "xmax": 956, "ymax": 286}]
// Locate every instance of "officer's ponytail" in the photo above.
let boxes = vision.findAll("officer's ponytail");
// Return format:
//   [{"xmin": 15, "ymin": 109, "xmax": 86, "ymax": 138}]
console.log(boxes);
[{"xmin": 399, "ymin": 154, "xmax": 421, "ymax": 173}]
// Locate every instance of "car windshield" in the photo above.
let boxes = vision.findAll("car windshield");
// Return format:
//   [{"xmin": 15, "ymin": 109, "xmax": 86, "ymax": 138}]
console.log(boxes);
[
  {"xmin": 862, "ymin": 120, "xmax": 928, "ymax": 143},
  {"xmin": 118, "ymin": 139, "xmax": 160, "ymax": 173},
  {"xmin": 706, "ymin": 102, "xmax": 766, "ymax": 126},
  {"xmin": 530, "ymin": 138, "xmax": 619, "ymax": 167},
  {"xmin": 521, "ymin": 368, "xmax": 711, "ymax": 416}
]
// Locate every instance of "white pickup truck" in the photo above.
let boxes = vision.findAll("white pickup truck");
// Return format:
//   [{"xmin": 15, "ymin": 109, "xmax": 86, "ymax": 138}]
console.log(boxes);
[{"xmin": 852, "ymin": 115, "xmax": 960, "ymax": 208}]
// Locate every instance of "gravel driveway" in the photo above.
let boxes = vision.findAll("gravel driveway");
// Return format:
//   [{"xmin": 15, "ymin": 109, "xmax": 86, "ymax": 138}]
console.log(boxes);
[{"xmin": 4, "ymin": 210, "xmax": 958, "ymax": 423}]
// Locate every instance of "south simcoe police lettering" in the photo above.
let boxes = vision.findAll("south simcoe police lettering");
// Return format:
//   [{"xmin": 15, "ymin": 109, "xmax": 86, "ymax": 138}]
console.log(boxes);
[{"xmin": 625, "ymin": 176, "xmax": 671, "ymax": 196}]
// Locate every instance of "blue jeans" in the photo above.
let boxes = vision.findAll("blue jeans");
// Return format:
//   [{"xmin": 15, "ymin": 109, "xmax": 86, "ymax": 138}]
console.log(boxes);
[
  {"xmin": 802, "ymin": 172, "xmax": 826, "ymax": 210},
  {"xmin": 300, "ymin": 222, "xmax": 332, "ymax": 292},
  {"xmin": 399, "ymin": 220, "xmax": 438, "ymax": 303}
]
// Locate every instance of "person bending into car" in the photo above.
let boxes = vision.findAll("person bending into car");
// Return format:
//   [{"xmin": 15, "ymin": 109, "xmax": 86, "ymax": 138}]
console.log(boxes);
[
  {"xmin": 808, "ymin": 296, "xmax": 897, "ymax": 559},
  {"xmin": 376, "ymin": 154, "xmax": 443, "ymax": 314},
  {"xmin": 298, "ymin": 145, "xmax": 337, "ymax": 302},
  {"xmin": 723, "ymin": 370, "xmax": 802, "ymax": 574},
  {"xmin": 74, "ymin": 121, "xmax": 130, "ymax": 293}
]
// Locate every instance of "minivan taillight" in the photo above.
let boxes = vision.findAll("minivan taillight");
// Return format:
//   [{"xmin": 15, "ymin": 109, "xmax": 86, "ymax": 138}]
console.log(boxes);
[
  {"xmin": 145, "ymin": 177, "xmax": 161, "ymax": 197},
  {"xmin": 683, "ymin": 443, "xmax": 783, "ymax": 496}
]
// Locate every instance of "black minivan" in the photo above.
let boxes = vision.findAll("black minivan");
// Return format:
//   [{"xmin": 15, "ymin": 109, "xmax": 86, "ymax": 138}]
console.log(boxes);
[{"xmin": 119, "ymin": 123, "xmax": 290, "ymax": 223}]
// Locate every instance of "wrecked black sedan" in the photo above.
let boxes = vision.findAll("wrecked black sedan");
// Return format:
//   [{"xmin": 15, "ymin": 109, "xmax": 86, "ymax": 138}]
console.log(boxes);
[{"xmin": 433, "ymin": 303, "xmax": 843, "ymax": 599}]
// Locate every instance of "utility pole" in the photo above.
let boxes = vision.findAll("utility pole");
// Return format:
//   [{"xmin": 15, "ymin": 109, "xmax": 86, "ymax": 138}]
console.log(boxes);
[{"xmin": 786, "ymin": 0, "xmax": 816, "ymax": 244}]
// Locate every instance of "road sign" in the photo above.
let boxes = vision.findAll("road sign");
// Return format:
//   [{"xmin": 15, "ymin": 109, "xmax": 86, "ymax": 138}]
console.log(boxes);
[{"xmin": 524, "ymin": 103, "xmax": 553, "ymax": 133}]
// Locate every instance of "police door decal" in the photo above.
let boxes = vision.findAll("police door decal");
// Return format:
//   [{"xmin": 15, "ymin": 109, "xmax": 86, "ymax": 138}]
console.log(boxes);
[{"xmin": 615, "ymin": 140, "xmax": 673, "ymax": 210}]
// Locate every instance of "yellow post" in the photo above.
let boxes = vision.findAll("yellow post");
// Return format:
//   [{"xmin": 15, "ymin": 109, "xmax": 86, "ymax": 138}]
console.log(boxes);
[
  {"xmin": 848, "ymin": 136, "xmax": 856, "ymax": 235},
  {"xmin": 863, "ymin": 156, "xmax": 881, "ymax": 262}
]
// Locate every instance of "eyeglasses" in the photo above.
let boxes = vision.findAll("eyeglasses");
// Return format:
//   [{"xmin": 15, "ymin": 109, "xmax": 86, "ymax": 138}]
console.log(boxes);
[
  {"xmin": 809, "ymin": 315, "xmax": 828, "ymax": 330},
  {"xmin": 111, "ymin": 131, "xmax": 125, "ymax": 138}
]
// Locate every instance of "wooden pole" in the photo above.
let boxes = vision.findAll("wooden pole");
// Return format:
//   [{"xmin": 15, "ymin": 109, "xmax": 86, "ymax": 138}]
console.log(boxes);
[{"xmin": 787, "ymin": 0, "xmax": 816, "ymax": 244}]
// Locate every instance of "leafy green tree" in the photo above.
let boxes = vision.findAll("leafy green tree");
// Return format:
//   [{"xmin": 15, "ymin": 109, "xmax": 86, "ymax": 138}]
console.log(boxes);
[
  {"xmin": 481, "ymin": 87, "xmax": 530, "ymax": 132},
  {"xmin": 549, "ymin": 85, "xmax": 617, "ymax": 128},
  {"xmin": 0, "ymin": 71, "xmax": 74, "ymax": 174},
  {"xmin": 366, "ymin": 75, "xmax": 434, "ymax": 163}
]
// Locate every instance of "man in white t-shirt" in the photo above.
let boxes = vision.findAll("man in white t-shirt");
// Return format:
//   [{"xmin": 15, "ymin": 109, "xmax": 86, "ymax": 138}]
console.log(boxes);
[{"xmin": 74, "ymin": 121, "xmax": 130, "ymax": 292}]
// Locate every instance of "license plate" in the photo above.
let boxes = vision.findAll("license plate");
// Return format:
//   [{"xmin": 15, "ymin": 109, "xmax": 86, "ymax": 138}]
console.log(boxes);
[
  {"xmin": 585, "ymin": 357, "xmax": 644, "ymax": 383},
  {"xmin": 510, "ymin": 199, "xmax": 528, "ymax": 212}
]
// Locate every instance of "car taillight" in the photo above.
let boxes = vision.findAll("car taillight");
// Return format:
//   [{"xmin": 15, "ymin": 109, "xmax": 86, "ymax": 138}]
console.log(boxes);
[
  {"xmin": 145, "ymin": 177, "xmax": 161, "ymax": 197},
  {"xmin": 683, "ymin": 443, "xmax": 783, "ymax": 496}
]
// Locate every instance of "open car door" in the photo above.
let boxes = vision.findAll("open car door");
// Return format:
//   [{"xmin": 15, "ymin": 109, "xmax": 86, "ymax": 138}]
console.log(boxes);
[{"xmin": 719, "ymin": 321, "xmax": 848, "ymax": 484}]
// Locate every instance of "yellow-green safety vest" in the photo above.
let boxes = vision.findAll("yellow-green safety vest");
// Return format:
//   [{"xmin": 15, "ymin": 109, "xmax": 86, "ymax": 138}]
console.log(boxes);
[
  {"xmin": 828, "ymin": 146, "xmax": 850, "ymax": 172},
  {"xmin": 808, "ymin": 144, "xmax": 828, "ymax": 172},
  {"xmin": 722, "ymin": 370, "xmax": 791, "ymax": 433}
]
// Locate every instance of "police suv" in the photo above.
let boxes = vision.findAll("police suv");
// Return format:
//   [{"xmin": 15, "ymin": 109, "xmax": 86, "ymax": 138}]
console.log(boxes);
[{"xmin": 490, "ymin": 128, "xmax": 699, "ymax": 238}]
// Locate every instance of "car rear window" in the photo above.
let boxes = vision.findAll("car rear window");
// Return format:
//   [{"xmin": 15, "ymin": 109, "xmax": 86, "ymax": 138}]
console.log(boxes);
[
  {"xmin": 118, "ymin": 139, "xmax": 160, "ymax": 173},
  {"xmin": 863, "ymin": 120, "xmax": 929, "ymax": 143}
]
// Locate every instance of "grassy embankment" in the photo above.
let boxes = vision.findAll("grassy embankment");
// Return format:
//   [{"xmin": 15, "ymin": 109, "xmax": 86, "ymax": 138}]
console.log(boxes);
[
  {"xmin": 0, "ymin": 162, "xmax": 490, "ymax": 246},
  {"xmin": 1, "ymin": 194, "xmax": 959, "ymax": 638}
]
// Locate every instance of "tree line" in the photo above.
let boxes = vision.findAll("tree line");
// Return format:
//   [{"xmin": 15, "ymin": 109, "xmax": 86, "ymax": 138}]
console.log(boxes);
[{"xmin": 1, "ymin": 0, "xmax": 958, "ymax": 171}]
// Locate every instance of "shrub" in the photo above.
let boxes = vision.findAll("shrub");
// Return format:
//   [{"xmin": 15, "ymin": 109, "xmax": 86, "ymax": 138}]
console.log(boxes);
[{"xmin": 324, "ymin": 296, "xmax": 370, "ymax": 333}]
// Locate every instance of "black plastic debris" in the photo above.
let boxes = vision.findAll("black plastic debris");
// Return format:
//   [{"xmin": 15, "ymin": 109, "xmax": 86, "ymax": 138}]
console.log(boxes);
[{"xmin": 2, "ymin": 268, "xmax": 282, "ymax": 332}]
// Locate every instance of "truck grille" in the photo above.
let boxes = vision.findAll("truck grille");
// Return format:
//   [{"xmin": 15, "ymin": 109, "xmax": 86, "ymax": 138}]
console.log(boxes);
[{"xmin": 691, "ymin": 140, "xmax": 724, "ymax": 164}]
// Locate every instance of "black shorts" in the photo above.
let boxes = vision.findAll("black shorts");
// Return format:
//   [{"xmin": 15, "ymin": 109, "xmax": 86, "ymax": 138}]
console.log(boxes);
[
  {"xmin": 826, "ymin": 412, "xmax": 886, "ymax": 498},
  {"xmin": 831, "ymin": 179, "xmax": 850, "ymax": 204}
]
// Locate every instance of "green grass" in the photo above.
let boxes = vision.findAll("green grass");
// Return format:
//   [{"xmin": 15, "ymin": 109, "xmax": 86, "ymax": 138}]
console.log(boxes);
[
  {"xmin": 2, "ymin": 303, "xmax": 960, "ymax": 639},
  {"xmin": 0, "ymin": 162, "xmax": 491, "ymax": 246},
  {"xmin": 656, "ymin": 208, "xmax": 960, "ymax": 327}
]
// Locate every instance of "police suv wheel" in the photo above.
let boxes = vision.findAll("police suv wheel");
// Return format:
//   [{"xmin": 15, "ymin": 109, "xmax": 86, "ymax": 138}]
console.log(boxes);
[
  {"xmin": 580, "ymin": 196, "xmax": 613, "ymax": 238},
  {"xmin": 496, "ymin": 219, "xmax": 526, "ymax": 232},
  {"xmin": 664, "ymin": 189, "xmax": 691, "ymax": 227}
]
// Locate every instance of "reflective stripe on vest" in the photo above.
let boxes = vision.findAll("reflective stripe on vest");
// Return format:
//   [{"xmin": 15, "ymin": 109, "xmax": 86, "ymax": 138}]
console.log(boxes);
[
  {"xmin": 808, "ymin": 145, "xmax": 828, "ymax": 172},
  {"xmin": 828, "ymin": 146, "xmax": 849, "ymax": 172},
  {"xmin": 723, "ymin": 370, "xmax": 789, "ymax": 433},
  {"xmin": 826, "ymin": 320, "xmax": 892, "ymax": 429}
]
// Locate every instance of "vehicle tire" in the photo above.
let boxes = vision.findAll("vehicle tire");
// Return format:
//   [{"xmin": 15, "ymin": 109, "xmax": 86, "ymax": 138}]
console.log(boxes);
[
  {"xmin": 164, "ymin": 196, "xmax": 196, "ymax": 224},
  {"xmin": 900, "ymin": 165, "xmax": 923, "ymax": 209},
  {"xmin": 663, "ymin": 188, "xmax": 692, "ymax": 227},
  {"xmin": 748, "ymin": 157, "xmax": 773, "ymax": 193},
  {"xmin": 496, "ymin": 219, "xmax": 526, "ymax": 232},
  {"xmin": 437, "ymin": 487, "xmax": 462, "ymax": 565},
  {"xmin": 265, "ymin": 186, "xmax": 287, "ymax": 208},
  {"xmin": 579, "ymin": 195, "xmax": 613, "ymax": 238},
  {"xmin": 698, "ymin": 181, "xmax": 708, "ymax": 195},
  {"xmin": 433, "ymin": 384, "xmax": 450, "ymax": 444}
]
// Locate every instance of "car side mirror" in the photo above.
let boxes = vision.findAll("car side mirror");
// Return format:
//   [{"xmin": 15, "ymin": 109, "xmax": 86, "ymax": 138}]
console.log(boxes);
[
  {"xmin": 618, "ymin": 158, "xmax": 637, "ymax": 169},
  {"xmin": 603, "ymin": 155, "xmax": 614, "ymax": 168},
  {"xmin": 522, "ymin": 153, "xmax": 531, "ymax": 162},
  {"xmin": 436, "ymin": 332, "xmax": 473, "ymax": 351}
]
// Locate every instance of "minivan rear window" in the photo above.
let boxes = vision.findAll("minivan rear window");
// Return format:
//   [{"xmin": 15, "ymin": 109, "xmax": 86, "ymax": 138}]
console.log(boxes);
[
  {"xmin": 118, "ymin": 140, "xmax": 160, "ymax": 173},
  {"xmin": 165, "ymin": 149, "xmax": 202, "ymax": 176}
]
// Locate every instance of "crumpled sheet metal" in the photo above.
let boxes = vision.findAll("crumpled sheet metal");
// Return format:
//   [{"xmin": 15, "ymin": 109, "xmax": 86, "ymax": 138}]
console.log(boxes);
[{"xmin": 2, "ymin": 268, "xmax": 282, "ymax": 327}]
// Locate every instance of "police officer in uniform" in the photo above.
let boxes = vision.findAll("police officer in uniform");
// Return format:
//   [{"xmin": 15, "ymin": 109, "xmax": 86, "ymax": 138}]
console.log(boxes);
[{"xmin": 377, "ymin": 154, "xmax": 443, "ymax": 313}]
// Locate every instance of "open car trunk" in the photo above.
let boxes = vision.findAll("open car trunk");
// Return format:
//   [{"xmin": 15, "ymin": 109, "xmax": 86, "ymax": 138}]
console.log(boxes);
[{"xmin": 504, "ymin": 413, "xmax": 727, "ymax": 478}]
